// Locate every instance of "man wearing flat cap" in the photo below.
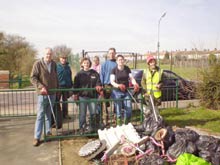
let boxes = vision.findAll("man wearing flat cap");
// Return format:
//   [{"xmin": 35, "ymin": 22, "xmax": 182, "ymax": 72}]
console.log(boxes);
[{"xmin": 54, "ymin": 54, "xmax": 73, "ymax": 123}]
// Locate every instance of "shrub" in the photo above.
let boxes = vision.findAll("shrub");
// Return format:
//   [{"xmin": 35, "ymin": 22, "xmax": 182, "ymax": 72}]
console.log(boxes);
[
  {"xmin": 208, "ymin": 53, "xmax": 217, "ymax": 65},
  {"xmin": 197, "ymin": 61, "xmax": 220, "ymax": 110}
]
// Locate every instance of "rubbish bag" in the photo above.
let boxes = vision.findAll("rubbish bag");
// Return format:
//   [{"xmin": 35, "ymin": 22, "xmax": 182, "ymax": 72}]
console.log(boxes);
[
  {"xmin": 196, "ymin": 135, "xmax": 220, "ymax": 165},
  {"xmin": 175, "ymin": 128, "xmax": 199, "ymax": 142},
  {"xmin": 167, "ymin": 139, "xmax": 197, "ymax": 159},
  {"xmin": 162, "ymin": 126, "xmax": 175, "ymax": 151},
  {"xmin": 135, "ymin": 113, "xmax": 165, "ymax": 136},
  {"xmin": 199, "ymin": 150, "xmax": 220, "ymax": 165},
  {"xmin": 212, "ymin": 151, "xmax": 220, "ymax": 165},
  {"xmin": 176, "ymin": 153, "xmax": 211, "ymax": 165},
  {"xmin": 144, "ymin": 139, "xmax": 159, "ymax": 154},
  {"xmin": 196, "ymin": 135, "xmax": 220, "ymax": 152},
  {"xmin": 198, "ymin": 150, "xmax": 212, "ymax": 163},
  {"xmin": 139, "ymin": 153, "xmax": 165, "ymax": 165}
]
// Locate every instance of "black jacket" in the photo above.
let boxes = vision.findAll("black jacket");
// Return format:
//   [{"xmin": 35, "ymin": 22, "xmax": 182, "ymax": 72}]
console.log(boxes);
[{"xmin": 73, "ymin": 69, "xmax": 101, "ymax": 98}]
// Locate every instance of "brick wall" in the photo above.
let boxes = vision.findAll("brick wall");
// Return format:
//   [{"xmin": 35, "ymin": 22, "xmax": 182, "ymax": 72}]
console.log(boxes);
[{"xmin": 0, "ymin": 70, "xmax": 9, "ymax": 89}]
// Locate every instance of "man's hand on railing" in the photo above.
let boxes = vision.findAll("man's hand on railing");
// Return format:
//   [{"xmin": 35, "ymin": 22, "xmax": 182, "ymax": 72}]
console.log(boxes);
[{"xmin": 40, "ymin": 87, "xmax": 48, "ymax": 95}]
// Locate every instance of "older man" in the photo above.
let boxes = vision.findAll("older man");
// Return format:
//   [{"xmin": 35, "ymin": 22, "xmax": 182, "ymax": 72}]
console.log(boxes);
[
  {"xmin": 56, "ymin": 54, "xmax": 73, "ymax": 119},
  {"xmin": 30, "ymin": 47, "xmax": 58, "ymax": 146}
]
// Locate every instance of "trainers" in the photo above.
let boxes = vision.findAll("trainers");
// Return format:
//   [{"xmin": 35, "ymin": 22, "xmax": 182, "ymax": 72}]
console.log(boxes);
[{"xmin": 33, "ymin": 139, "xmax": 40, "ymax": 147}]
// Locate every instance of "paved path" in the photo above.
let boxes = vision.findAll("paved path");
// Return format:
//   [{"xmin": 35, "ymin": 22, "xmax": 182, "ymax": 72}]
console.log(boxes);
[{"xmin": 0, "ymin": 117, "xmax": 59, "ymax": 165}]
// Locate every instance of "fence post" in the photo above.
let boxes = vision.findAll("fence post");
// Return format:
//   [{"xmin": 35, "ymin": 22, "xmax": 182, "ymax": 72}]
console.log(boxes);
[
  {"xmin": 18, "ymin": 75, "xmax": 22, "ymax": 88},
  {"xmin": 176, "ymin": 79, "xmax": 179, "ymax": 109}
]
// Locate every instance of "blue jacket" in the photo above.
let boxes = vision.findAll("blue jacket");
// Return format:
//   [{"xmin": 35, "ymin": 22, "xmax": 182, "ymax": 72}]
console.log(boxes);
[
  {"xmin": 100, "ymin": 60, "xmax": 117, "ymax": 85},
  {"xmin": 57, "ymin": 62, "xmax": 73, "ymax": 88}
]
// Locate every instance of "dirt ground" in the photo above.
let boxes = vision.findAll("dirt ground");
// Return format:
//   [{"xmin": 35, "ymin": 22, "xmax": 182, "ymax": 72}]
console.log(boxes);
[{"xmin": 61, "ymin": 137, "xmax": 100, "ymax": 165}]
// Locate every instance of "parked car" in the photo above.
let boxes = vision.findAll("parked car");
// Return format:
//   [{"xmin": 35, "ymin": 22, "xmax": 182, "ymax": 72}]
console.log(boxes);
[{"xmin": 131, "ymin": 69, "xmax": 197, "ymax": 101}]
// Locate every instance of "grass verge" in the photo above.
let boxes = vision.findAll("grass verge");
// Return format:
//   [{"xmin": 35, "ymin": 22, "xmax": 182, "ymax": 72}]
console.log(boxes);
[
  {"xmin": 160, "ymin": 107, "xmax": 220, "ymax": 134},
  {"xmin": 133, "ymin": 61, "xmax": 200, "ymax": 80}
]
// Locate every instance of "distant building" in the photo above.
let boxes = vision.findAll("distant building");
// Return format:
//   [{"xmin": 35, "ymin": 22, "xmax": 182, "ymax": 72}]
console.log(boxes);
[{"xmin": 0, "ymin": 70, "xmax": 9, "ymax": 89}]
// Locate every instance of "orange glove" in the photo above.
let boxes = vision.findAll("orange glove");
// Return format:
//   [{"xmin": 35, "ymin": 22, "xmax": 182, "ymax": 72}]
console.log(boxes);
[
  {"xmin": 134, "ymin": 84, "xmax": 140, "ymax": 93},
  {"xmin": 40, "ymin": 87, "xmax": 48, "ymax": 95},
  {"xmin": 95, "ymin": 86, "xmax": 103, "ymax": 93},
  {"xmin": 118, "ymin": 84, "xmax": 126, "ymax": 92}
]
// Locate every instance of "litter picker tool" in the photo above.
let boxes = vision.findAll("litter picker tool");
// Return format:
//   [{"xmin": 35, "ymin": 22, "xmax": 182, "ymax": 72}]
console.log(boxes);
[
  {"xmin": 47, "ymin": 95, "xmax": 57, "ymax": 130},
  {"xmin": 149, "ymin": 94, "xmax": 159, "ymax": 122},
  {"xmin": 127, "ymin": 89, "xmax": 142, "ymax": 111}
]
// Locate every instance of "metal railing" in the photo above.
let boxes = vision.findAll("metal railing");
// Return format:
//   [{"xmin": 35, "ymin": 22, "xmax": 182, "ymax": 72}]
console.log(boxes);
[
  {"xmin": 0, "ymin": 85, "xmax": 179, "ymax": 118},
  {"xmin": 43, "ymin": 88, "xmax": 145, "ymax": 141},
  {"xmin": 0, "ymin": 88, "xmax": 37, "ymax": 117},
  {"xmin": 0, "ymin": 86, "xmax": 181, "ymax": 142}
]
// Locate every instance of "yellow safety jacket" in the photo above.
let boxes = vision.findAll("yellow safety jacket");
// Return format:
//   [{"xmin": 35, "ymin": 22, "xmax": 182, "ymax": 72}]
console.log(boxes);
[{"xmin": 144, "ymin": 68, "xmax": 163, "ymax": 98}]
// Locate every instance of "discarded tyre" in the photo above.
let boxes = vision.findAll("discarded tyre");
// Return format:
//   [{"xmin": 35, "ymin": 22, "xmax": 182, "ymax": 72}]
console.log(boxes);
[
  {"xmin": 78, "ymin": 140, "xmax": 101, "ymax": 157},
  {"xmin": 78, "ymin": 139, "xmax": 107, "ymax": 161}
]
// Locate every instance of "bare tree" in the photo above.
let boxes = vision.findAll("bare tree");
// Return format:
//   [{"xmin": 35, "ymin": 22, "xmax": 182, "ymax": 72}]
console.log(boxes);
[
  {"xmin": 52, "ymin": 45, "xmax": 72, "ymax": 62},
  {"xmin": 0, "ymin": 32, "xmax": 37, "ymax": 77}
]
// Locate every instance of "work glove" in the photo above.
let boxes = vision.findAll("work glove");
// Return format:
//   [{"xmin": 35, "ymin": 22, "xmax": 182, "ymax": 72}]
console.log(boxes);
[
  {"xmin": 95, "ymin": 85, "xmax": 103, "ymax": 93},
  {"xmin": 118, "ymin": 84, "xmax": 126, "ymax": 92},
  {"xmin": 133, "ymin": 84, "xmax": 140, "ymax": 93},
  {"xmin": 40, "ymin": 87, "xmax": 48, "ymax": 95},
  {"xmin": 99, "ymin": 91, "xmax": 104, "ymax": 98}
]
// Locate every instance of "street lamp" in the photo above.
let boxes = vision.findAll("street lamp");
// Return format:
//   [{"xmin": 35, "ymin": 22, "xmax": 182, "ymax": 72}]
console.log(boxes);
[{"xmin": 157, "ymin": 12, "xmax": 166, "ymax": 66}]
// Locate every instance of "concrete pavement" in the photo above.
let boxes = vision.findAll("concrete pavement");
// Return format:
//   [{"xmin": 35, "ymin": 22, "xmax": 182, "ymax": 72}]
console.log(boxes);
[{"xmin": 0, "ymin": 117, "xmax": 59, "ymax": 165}]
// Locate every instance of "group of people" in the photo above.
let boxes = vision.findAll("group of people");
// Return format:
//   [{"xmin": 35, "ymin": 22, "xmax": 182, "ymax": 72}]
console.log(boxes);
[{"xmin": 30, "ymin": 47, "xmax": 164, "ymax": 147}]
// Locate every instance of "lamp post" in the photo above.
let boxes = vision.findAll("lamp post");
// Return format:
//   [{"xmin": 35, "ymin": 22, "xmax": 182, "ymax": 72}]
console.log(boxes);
[{"xmin": 157, "ymin": 12, "xmax": 166, "ymax": 66}]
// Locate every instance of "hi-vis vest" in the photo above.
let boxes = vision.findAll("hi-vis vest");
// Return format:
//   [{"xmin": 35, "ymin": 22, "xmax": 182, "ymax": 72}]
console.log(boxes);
[{"xmin": 144, "ymin": 68, "xmax": 163, "ymax": 98}]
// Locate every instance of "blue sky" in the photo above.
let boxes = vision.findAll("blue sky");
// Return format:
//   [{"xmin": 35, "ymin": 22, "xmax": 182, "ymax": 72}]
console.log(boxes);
[{"xmin": 1, "ymin": 0, "xmax": 220, "ymax": 57}]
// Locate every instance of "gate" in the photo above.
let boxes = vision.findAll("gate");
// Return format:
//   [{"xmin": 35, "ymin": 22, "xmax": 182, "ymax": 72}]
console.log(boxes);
[{"xmin": 0, "ymin": 88, "xmax": 37, "ymax": 117}]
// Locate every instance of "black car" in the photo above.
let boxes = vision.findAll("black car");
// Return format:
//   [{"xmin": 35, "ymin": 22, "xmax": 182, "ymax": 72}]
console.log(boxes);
[{"xmin": 131, "ymin": 69, "xmax": 196, "ymax": 101}]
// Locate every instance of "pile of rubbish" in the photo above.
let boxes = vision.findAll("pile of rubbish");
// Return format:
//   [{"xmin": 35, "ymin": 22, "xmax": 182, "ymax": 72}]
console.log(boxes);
[{"xmin": 78, "ymin": 109, "xmax": 220, "ymax": 164}]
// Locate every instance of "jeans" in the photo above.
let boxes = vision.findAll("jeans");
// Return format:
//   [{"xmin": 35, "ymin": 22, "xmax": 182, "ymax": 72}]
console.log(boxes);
[
  {"xmin": 111, "ymin": 89, "xmax": 132, "ymax": 119},
  {"xmin": 56, "ymin": 90, "xmax": 69, "ymax": 117},
  {"xmin": 34, "ymin": 95, "xmax": 56, "ymax": 139},
  {"xmin": 79, "ymin": 96, "xmax": 98, "ymax": 129}
]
